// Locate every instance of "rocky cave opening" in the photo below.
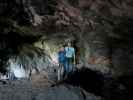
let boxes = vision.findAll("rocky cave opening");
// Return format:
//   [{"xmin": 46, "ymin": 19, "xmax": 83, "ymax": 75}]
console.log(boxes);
[{"xmin": 0, "ymin": 0, "xmax": 133, "ymax": 100}]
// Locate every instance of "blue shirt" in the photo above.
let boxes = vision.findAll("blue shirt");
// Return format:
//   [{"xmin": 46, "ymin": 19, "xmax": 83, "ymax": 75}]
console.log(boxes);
[
  {"xmin": 65, "ymin": 47, "xmax": 75, "ymax": 58},
  {"xmin": 58, "ymin": 51, "xmax": 66, "ymax": 63}
]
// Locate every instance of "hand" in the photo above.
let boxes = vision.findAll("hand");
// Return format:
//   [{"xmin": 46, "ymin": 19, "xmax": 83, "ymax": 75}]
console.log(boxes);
[{"xmin": 73, "ymin": 61, "xmax": 76, "ymax": 65}]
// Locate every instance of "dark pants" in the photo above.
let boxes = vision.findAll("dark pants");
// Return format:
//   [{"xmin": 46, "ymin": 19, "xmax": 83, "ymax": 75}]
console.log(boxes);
[
  {"xmin": 65, "ymin": 58, "xmax": 73, "ymax": 75},
  {"xmin": 58, "ymin": 61, "xmax": 66, "ymax": 80}
]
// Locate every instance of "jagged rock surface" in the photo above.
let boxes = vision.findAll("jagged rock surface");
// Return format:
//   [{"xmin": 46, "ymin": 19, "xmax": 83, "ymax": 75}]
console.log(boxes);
[
  {"xmin": 0, "ymin": 80, "xmax": 102, "ymax": 100},
  {"xmin": 0, "ymin": 1, "xmax": 133, "ymax": 100},
  {"xmin": 0, "ymin": 0, "xmax": 133, "ymax": 76}
]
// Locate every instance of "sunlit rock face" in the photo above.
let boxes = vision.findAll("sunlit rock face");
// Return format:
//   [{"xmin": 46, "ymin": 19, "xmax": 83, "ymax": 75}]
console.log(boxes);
[
  {"xmin": 5, "ymin": 44, "xmax": 56, "ymax": 79},
  {"xmin": 8, "ymin": 59, "xmax": 26, "ymax": 78}
]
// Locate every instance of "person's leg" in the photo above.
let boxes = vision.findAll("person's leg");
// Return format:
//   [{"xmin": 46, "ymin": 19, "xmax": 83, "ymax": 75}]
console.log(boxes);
[
  {"xmin": 64, "ymin": 58, "xmax": 69, "ymax": 78},
  {"xmin": 58, "ymin": 64, "xmax": 61, "ymax": 81},
  {"xmin": 58, "ymin": 63, "xmax": 63, "ymax": 81},
  {"xmin": 67, "ymin": 58, "xmax": 71, "ymax": 74},
  {"xmin": 68, "ymin": 58, "xmax": 73, "ymax": 73},
  {"xmin": 68, "ymin": 58, "xmax": 71, "ymax": 73},
  {"xmin": 61, "ymin": 62, "xmax": 65, "ymax": 79}
]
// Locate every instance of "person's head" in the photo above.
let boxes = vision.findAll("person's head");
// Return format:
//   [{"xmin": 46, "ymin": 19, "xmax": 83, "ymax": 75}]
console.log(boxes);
[
  {"xmin": 59, "ymin": 45, "xmax": 65, "ymax": 51},
  {"xmin": 60, "ymin": 47, "xmax": 64, "ymax": 51},
  {"xmin": 67, "ymin": 42, "xmax": 71, "ymax": 47}
]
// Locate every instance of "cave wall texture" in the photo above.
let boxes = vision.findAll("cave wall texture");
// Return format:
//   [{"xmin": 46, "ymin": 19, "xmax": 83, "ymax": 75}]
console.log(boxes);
[{"xmin": 0, "ymin": 0, "xmax": 133, "ymax": 77}]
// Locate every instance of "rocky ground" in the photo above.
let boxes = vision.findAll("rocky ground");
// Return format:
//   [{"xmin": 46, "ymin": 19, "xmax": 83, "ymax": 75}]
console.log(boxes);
[
  {"xmin": 0, "ymin": 67, "xmax": 132, "ymax": 100},
  {"xmin": 0, "ymin": 79, "xmax": 102, "ymax": 100}
]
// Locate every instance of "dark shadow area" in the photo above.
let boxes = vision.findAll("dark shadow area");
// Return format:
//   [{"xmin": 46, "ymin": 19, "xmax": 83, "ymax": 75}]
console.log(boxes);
[
  {"xmin": 60, "ymin": 67, "xmax": 132, "ymax": 100},
  {"xmin": 117, "ymin": 75, "xmax": 133, "ymax": 100},
  {"xmin": 64, "ymin": 67, "xmax": 104, "ymax": 96}
]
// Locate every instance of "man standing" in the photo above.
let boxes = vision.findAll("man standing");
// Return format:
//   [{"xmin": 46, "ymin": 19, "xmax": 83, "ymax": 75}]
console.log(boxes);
[
  {"xmin": 65, "ymin": 42, "xmax": 75, "ymax": 77},
  {"xmin": 58, "ymin": 46, "xmax": 66, "ymax": 81}
]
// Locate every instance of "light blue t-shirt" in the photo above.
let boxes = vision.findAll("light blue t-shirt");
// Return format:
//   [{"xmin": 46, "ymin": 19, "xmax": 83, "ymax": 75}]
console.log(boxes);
[{"xmin": 65, "ymin": 47, "xmax": 75, "ymax": 58}]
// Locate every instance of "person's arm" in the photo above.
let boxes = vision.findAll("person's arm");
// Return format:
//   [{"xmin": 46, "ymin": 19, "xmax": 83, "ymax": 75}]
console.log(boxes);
[
  {"xmin": 74, "ymin": 54, "xmax": 76, "ymax": 65},
  {"xmin": 58, "ymin": 52, "xmax": 60, "ymax": 63},
  {"xmin": 73, "ymin": 48, "xmax": 76, "ymax": 65}
]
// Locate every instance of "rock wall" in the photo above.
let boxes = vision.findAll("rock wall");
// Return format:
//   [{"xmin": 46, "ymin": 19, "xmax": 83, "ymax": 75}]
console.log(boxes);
[{"xmin": 0, "ymin": 0, "xmax": 133, "ymax": 77}]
